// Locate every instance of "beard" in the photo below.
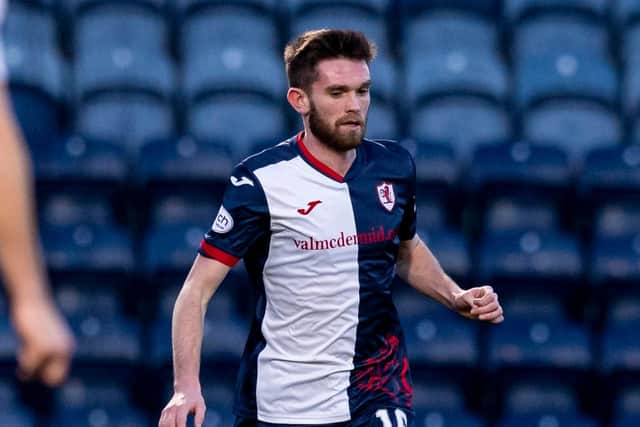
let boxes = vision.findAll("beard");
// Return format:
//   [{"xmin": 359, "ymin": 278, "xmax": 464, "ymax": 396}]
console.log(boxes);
[{"xmin": 308, "ymin": 102, "xmax": 366, "ymax": 152}]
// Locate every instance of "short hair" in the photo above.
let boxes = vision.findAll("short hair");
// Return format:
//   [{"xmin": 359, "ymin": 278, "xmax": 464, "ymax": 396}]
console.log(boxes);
[{"xmin": 284, "ymin": 29, "xmax": 377, "ymax": 92}]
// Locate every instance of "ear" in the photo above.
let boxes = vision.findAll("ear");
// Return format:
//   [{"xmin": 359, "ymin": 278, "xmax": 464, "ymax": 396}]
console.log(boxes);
[{"xmin": 287, "ymin": 87, "xmax": 310, "ymax": 115}]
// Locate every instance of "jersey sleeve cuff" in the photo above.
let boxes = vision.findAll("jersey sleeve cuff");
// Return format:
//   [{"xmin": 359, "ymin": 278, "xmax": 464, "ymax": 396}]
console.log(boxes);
[{"xmin": 199, "ymin": 240, "xmax": 240, "ymax": 267}]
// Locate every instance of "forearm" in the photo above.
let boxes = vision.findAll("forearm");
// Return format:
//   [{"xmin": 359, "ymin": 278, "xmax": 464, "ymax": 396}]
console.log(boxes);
[
  {"xmin": 0, "ymin": 90, "xmax": 49, "ymax": 304},
  {"xmin": 171, "ymin": 281, "xmax": 207, "ymax": 390},
  {"xmin": 396, "ymin": 236, "xmax": 463, "ymax": 310}
]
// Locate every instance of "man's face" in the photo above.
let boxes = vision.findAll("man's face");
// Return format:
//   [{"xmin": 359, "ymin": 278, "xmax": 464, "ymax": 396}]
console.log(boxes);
[{"xmin": 306, "ymin": 58, "xmax": 371, "ymax": 152}]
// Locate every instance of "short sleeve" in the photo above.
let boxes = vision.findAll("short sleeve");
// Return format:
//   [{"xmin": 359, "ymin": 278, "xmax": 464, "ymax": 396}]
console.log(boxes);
[
  {"xmin": 199, "ymin": 164, "xmax": 270, "ymax": 266},
  {"xmin": 398, "ymin": 152, "xmax": 417, "ymax": 241}
]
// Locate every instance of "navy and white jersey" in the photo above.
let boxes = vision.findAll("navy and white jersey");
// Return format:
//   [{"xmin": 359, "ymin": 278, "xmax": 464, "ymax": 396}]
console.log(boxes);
[{"xmin": 199, "ymin": 132, "xmax": 416, "ymax": 424}]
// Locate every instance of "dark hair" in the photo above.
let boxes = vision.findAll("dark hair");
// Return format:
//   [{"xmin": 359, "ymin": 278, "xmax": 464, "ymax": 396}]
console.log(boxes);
[{"xmin": 284, "ymin": 29, "xmax": 377, "ymax": 92}]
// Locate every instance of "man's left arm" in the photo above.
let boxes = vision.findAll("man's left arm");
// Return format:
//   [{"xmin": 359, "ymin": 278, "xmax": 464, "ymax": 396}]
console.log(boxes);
[{"xmin": 396, "ymin": 235, "xmax": 504, "ymax": 324}]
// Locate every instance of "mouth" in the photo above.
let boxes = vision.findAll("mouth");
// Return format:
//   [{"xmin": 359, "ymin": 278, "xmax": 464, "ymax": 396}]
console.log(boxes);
[{"xmin": 338, "ymin": 120, "xmax": 362, "ymax": 128}]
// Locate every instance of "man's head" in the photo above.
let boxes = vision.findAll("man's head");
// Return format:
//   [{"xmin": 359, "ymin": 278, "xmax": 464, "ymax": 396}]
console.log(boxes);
[{"xmin": 284, "ymin": 29, "xmax": 377, "ymax": 152}]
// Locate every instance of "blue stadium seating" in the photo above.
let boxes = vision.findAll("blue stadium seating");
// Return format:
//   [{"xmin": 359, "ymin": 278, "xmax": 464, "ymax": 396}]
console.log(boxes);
[
  {"xmin": 149, "ymin": 194, "xmax": 220, "ymax": 228},
  {"xmin": 72, "ymin": 2, "xmax": 168, "ymax": 56},
  {"xmin": 290, "ymin": 4, "xmax": 391, "ymax": 56},
  {"xmin": 511, "ymin": 15, "xmax": 609, "ymax": 59},
  {"xmin": 51, "ymin": 376, "xmax": 149, "ymax": 427},
  {"xmin": 601, "ymin": 320, "xmax": 640, "ymax": 375},
  {"xmin": 33, "ymin": 136, "xmax": 128, "ymax": 189},
  {"xmin": 500, "ymin": 293, "xmax": 566, "ymax": 321},
  {"xmin": 55, "ymin": 285, "xmax": 141, "ymax": 365},
  {"xmin": 523, "ymin": 101, "xmax": 622, "ymax": 161},
  {"xmin": 368, "ymin": 54, "xmax": 398, "ymax": 106},
  {"xmin": 42, "ymin": 223, "xmax": 135, "ymax": 275},
  {"xmin": 406, "ymin": 50, "xmax": 508, "ymax": 105},
  {"xmin": 400, "ymin": 0, "xmax": 501, "ymax": 18},
  {"xmin": 76, "ymin": 94, "xmax": 176, "ymax": 151},
  {"xmin": 615, "ymin": 0, "xmax": 640, "ymax": 26},
  {"xmin": 137, "ymin": 136, "xmax": 234, "ymax": 189},
  {"xmin": 593, "ymin": 202, "xmax": 640, "ymax": 238},
  {"xmin": 483, "ymin": 197, "xmax": 560, "ymax": 233},
  {"xmin": 515, "ymin": 54, "xmax": 617, "ymax": 109},
  {"xmin": 419, "ymin": 227, "xmax": 471, "ymax": 280},
  {"xmin": 182, "ymin": 48, "xmax": 286, "ymax": 103},
  {"xmin": 504, "ymin": 0, "xmax": 609, "ymax": 23},
  {"xmin": 39, "ymin": 191, "xmax": 117, "ymax": 228},
  {"xmin": 623, "ymin": 57, "xmax": 640, "ymax": 116},
  {"xmin": 180, "ymin": 4, "xmax": 281, "ymax": 58},
  {"xmin": 404, "ymin": 11, "xmax": 499, "ymax": 56},
  {"xmin": 497, "ymin": 413, "xmax": 600, "ymax": 427},
  {"xmin": 143, "ymin": 223, "xmax": 205, "ymax": 277},
  {"xmin": 0, "ymin": 409, "xmax": 34, "ymax": 427},
  {"xmin": 287, "ymin": 0, "xmax": 390, "ymax": 16},
  {"xmin": 612, "ymin": 386, "xmax": 640, "ymax": 427},
  {"xmin": 410, "ymin": 97, "xmax": 512, "ymax": 161},
  {"xmin": 0, "ymin": 294, "xmax": 17, "ymax": 364},
  {"xmin": 487, "ymin": 318, "xmax": 592, "ymax": 372},
  {"xmin": 186, "ymin": 94, "xmax": 288, "ymax": 157},
  {"xmin": 410, "ymin": 139, "xmax": 459, "ymax": 190},
  {"xmin": 415, "ymin": 197, "xmax": 446, "ymax": 231},
  {"xmin": 468, "ymin": 141, "xmax": 571, "ymax": 197},
  {"xmin": 478, "ymin": 229, "xmax": 582, "ymax": 291},
  {"xmin": 502, "ymin": 380, "xmax": 581, "ymax": 417},
  {"xmin": 580, "ymin": 144, "xmax": 640, "ymax": 201},
  {"xmin": 590, "ymin": 234, "xmax": 640, "ymax": 288},
  {"xmin": 199, "ymin": 381, "xmax": 235, "ymax": 427},
  {"xmin": 366, "ymin": 101, "xmax": 399, "ymax": 140}
]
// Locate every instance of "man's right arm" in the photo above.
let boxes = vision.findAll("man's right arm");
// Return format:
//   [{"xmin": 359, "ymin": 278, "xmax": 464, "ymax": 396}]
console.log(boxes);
[{"xmin": 159, "ymin": 254, "xmax": 231, "ymax": 427}]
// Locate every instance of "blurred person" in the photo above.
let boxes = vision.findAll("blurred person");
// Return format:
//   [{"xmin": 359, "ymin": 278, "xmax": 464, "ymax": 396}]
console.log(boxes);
[
  {"xmin": 159, "ymin": 29, "xmax": 503, "ymax": 427},
  {"xmin": 0, "ymin": 0, "xmax": 75, "ymax": 387}
]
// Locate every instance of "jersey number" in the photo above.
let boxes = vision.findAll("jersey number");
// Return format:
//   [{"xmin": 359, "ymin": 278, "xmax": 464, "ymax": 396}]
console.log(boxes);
[{"xmin": 375, "ymin": 409, "xmax": 407, "ymax": 427}]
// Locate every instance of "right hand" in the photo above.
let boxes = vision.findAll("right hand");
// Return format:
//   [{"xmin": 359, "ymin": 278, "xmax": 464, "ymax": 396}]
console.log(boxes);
[{"xmin": 159, "ymin": 387, "xmax": 207, "ymax": 427}]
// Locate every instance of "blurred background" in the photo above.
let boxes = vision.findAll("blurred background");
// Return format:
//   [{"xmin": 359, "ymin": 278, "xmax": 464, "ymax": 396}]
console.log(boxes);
[{"xmin": 1, "ymin": 0, "xmax": 640, "ymax": 426}]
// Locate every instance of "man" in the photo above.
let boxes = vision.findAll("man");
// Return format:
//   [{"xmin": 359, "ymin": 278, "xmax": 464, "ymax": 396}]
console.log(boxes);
[
  {"xmin": 159, "ymin": 29, "xmax": 503, "ymax": 427},
  {"xmin": 0, "ymin": 0, "xmax": 75, "ymax": 386}
]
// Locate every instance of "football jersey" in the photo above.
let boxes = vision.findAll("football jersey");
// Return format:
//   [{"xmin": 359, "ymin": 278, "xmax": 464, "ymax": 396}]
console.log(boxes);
[{"xmin": 199, "ymin": 132, "xmax": 416, "ymax": 424}]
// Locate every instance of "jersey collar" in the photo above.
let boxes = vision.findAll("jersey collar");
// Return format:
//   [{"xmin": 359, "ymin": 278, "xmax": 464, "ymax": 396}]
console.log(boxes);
[{"xmin": 296, "ymin": 131, "xmax": 363, "ymax": 183}]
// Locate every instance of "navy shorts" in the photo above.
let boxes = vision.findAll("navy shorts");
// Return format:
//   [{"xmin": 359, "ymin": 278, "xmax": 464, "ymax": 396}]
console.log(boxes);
[{"xmin": 235, "ymin": 407, "xmax": 414, "ymax": 427}]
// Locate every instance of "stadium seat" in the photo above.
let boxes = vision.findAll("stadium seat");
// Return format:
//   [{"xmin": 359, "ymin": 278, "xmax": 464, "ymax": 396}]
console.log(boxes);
[
  {"xmin": 5, "ymin": 2, "xmax": 58, "ymax": 51},
  {"xmin": 41, "ymin": 223, "xmax": 135, "ymax": 275},
  {"xmin": 511, "ymin": 15, "xmax": 609, "ymax": 59},
  {"xmin": 52, "ymin": 376, "xmax": 148, "ymax": 427},
  {"xmin": 515, "ymin": 54, "xmax": 617, "ymax": 109},
  {"xmin": 410, "ymin": 97, "xmax": 512, "ymax": 161},
  {"xmin": 523, "ymin": 100, "xmax": 622, "ymax": 161},
  {"xmin": 414, "ymin": 409, "xmax": 485, "ymax": 427},
  {"xmin": 504, "ymin": 0, "xmax": 609, "ymax": 23},
  {"xmin": 398, "ymin": 290, "xmax": 478, "ymax": 368},
  {"xmin": 72, "ymin": 2, "xmax": 168, "ymax": 56},
  {"xmin": 186, "ymin": 94, "xmax": 287, "ymax": 157},
  {"xmin": 0, "ymin": 409, "xmax": 33, "ymax": 427},
  {"xmin": 593, "ymin": 202, "xmax": 640, "ymax": 238},
  {"xmin": 487, "ymin": 318, "xmax": 592, "ymax": 372},
  {"xmin": 76, "ymin": 94, "xmax": 175, "ymax": 152},
  {"xmin": 182, "ymin": 48, "xmax": 286, "ymax": 103},
  {"xmin": 369, "ymin": 54, "xmax": 398, "ymax": 106},
  {"xmin": 419, "ymin": 227, "xmax": 471, "ymax": 280},
  {"xmin": 55, "ymin": 285, "xmax": 141, "ymax": 364},
  {"xmin": 411, "ymin": 139, "xmax": 459, "ymax": 190},
  {"xmin": 149, "ymin": 194, "xmax": 221, "ymax": 228},
  {"xmin": 400, "ymin": 0, "xmax": 500, "ymax": 18},
  {"xmin": 199, "ymin": 381, "xmax": 235, "ymax": 427},
  {"xmin": 75, "ymin": 49, "xmax": 174, "ymax": 102},
  {"xmin": 496, "ymin": 413, "xmax": 600, "ymax": 427},
  {"xmin": 615, "ymin": 0, "xmax": 640, "ymax": 26},
  {"xmin": 503, "ymin": 380, "xmax": 580, "ymax": 415},
  {"xmin": 404, "ymin": 10, "xmax": 499, "ymax": 55},
  {"xmin": 180, "ymin": 4, "xmax": 280, "ymax": 58},
  {"xmin": 137, "ymin": 136, "xmax": 234, "ymax": 191},
  {"xmin": 150, "ymin": 287, "xmax": 247, "ymax": 366},
  {"xmin": 623, "ymin": 57, "xmax": 640, "ymax": 117},
  {"xmin": 478, "ymin": 229, "xmax": 582, "ymax": 291},
  {"xmin": 602, "ymin": 318, "xmax": 640, "ymax": 374},
  {"xmin": 39, "ymin": 191, "xmax": 117, "ymax": 228},
  {"xmin": 366, "ymin": 101, "xmax": 399, "ymax": 140},
  {"xmin": 290, "ymin": 4, "xmax": 390, "ymax": 56},
  {"xmin": 580, "ymin": 144, "xmax": 640, "ymax": 201},
  {"xmin": 33, "ymin": 135, "xmax": 128, "ymax": 190},
  {"xmin": 406, "ymin": 50, "xmax": 508, "ymax": 105},
  {"xmin": 611, "ymin": 386, "xmax": 640, "ymax": 427},
  {"xmin": 590, "ymin": 233, "xmax": 640, "ymax": 288},
  {"xmin": 415, "ymin": 197, "xmax": 447, "ymax": 231},
  {"xmin": 500, "ymin": 293, "xmax": 566, "ymax": 322},
  {"xmin": 483, "ymin": 197, "xmax": 560, "ymax": 233},
  {"xmin": 143, "ymin": 223, "xmax": 206, "ymax": 277},
  {"xmin": 468, "ymin": 141, "xmax": 571, "ymax": 197},
  {"xmin": 286, "ymin": 0, "xmax": 390, "ymax": 16}
]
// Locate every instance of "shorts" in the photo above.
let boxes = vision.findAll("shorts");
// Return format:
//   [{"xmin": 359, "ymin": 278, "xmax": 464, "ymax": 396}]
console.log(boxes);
[{"xmin": 234, "ymin": 407, "xmax": 414, "ymax": 427}]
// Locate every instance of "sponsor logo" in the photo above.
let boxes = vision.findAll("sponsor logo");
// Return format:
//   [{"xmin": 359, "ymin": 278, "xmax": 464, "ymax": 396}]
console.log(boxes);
[
  {"xmin": 230, "ymin": 176, "xmax": 254, "ymax": 187},
  {"xmin": 376, "ymin": 182, "xmax": 395, "ymax": 212},
  {"xmin": 292, "ymin": 226, "xmax": 397, "ymax": 251},
  {"xmin": 212, "ymin": 205, "xmax": 234, "ymax": 234},
  {"xmin": 297, "ymin": 200, "xmax": 322, "ymax": 215}
]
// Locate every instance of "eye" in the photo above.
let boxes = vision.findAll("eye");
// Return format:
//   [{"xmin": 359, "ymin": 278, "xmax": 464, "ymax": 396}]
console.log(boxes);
[
  {"xmin": 358, "ymin": 87, "xmax": 370, "ymax": 95},
  {"xmin": 330, "ymin": 91, "xmax": 342, "ymax": 97}
]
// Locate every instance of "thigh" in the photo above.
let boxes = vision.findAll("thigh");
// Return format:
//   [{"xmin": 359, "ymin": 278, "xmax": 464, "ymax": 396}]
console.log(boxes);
[{"xmin": 235, "ymin": 417, "xmax": 351, "ymax": 427}]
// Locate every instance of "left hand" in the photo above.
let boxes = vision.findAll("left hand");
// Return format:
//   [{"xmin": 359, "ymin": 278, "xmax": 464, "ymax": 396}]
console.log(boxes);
[{"xmin": 453, "ymin": 285, "xmax": 504, "ymax": 324}]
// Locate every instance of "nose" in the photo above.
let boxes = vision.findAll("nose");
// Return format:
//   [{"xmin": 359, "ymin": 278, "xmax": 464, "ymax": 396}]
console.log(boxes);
[{"xmin": 345, "ymin": 91, "xmax": 361, "ymax": 113}]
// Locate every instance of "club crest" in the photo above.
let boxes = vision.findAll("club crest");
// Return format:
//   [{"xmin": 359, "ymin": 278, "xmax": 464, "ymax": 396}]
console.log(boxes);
[{"xmin": 376, "ymin": 182, "xmax": 395, "ymax": 212}]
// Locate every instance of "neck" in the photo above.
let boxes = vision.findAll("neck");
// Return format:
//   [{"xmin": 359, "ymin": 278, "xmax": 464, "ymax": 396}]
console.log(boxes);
[{"xmin": 301, "ymin": 128, "xmax": 357, "ymax": 178}]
